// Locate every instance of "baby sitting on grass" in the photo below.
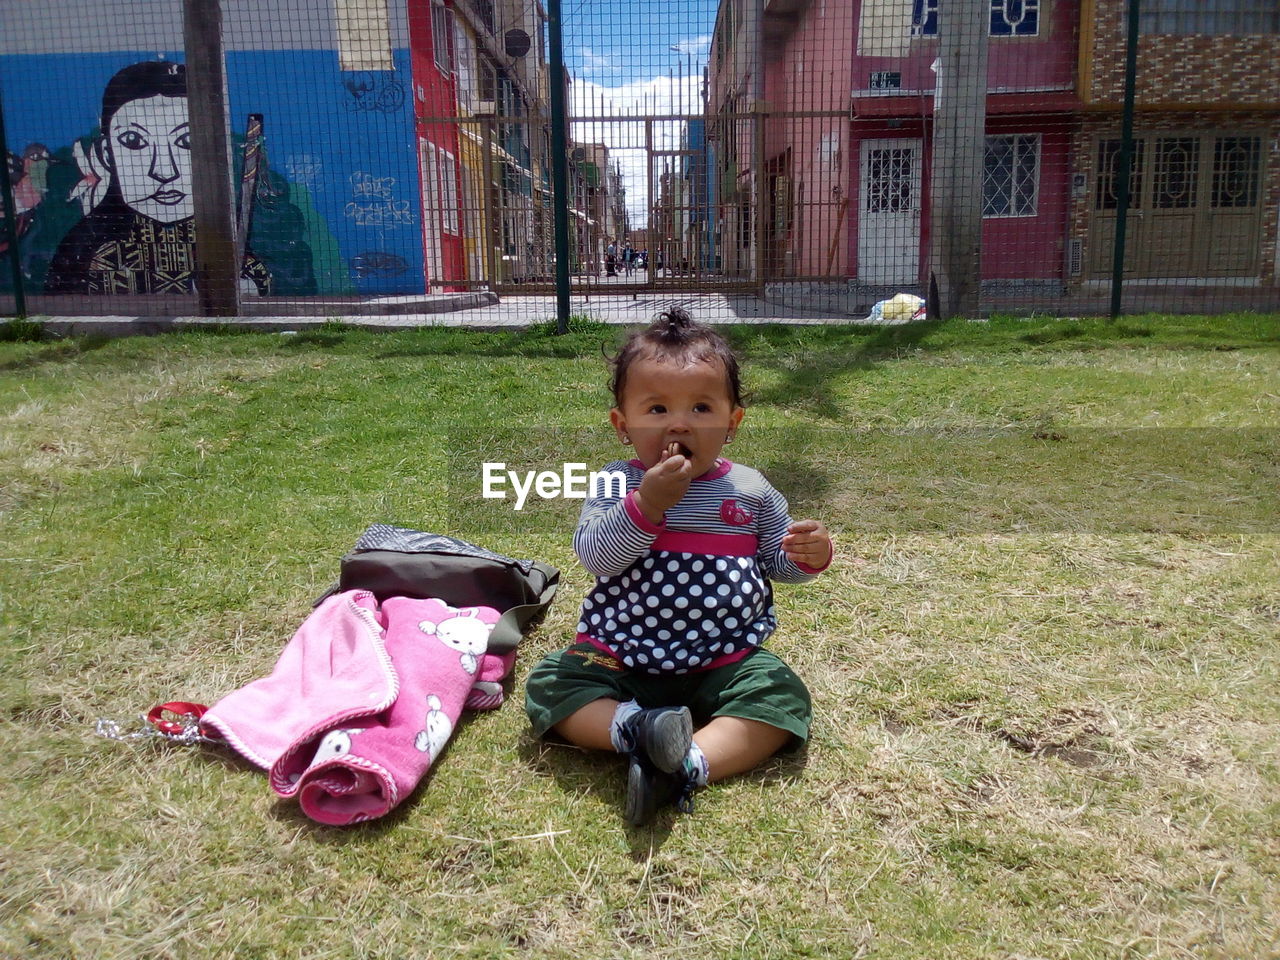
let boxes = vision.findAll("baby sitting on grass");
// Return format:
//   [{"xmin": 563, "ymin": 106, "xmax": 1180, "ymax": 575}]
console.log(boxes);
[{"xmin": 525, "ymin": 309, "xmax": 832, "ymax": 825}]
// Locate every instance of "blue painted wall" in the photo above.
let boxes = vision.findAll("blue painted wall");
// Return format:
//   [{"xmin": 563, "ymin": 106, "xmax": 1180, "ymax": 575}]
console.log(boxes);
[{"xmin": 1, "ymin": 48, "xmax": 424, "ymax": 297}]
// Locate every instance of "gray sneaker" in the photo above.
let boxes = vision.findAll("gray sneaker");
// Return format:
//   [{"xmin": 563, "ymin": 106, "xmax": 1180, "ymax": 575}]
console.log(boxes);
[{"xmin": 615, "ymin": 705, "xmax": 692, "ymax": 773}]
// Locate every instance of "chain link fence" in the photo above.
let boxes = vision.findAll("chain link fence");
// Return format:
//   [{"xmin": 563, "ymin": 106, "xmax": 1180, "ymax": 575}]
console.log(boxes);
[{"xmin": 2, "ymin": 0, "xmax": 1277, "ymax": 323}]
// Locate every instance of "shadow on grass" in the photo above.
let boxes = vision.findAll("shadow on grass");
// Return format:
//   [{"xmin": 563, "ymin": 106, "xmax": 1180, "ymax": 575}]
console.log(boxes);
[
  {"xmin": 747, "ymin": 457, "xmax": 835, "ymax": 520},
  {"xmin": 257, "ymin": 709, "xmax": 502, "ymax": 842},
  {"xmin": 356, "ymin": 317, "xmax": 943, "ymax": 370},
  {"xmin": 361, "ymin": 321, "xmax": 949, "ymax": 424},
  {"xmin": 744, "ymin": 320, "xmax": 947, "ymax": 419},
  {"xmin": 0, "ymin": 334, "xmax": 115, "ymax": 372},
  {"xmin": 518, "ymin": 728, "xmax": 810, "ymax": 856}
]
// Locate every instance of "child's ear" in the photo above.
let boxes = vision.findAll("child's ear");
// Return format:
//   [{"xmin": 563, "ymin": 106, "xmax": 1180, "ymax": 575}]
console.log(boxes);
[
  {"xmin": 609, "ymin": 407, "xmax": 627, "ymax": 441},
  {"xmin": 729, "ymin": 406, "xmax": 745, "ymax": 433}
]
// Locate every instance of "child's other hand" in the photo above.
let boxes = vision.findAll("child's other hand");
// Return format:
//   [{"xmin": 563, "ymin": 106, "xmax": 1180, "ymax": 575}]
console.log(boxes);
[
  {"xmin": 782, "ymin": 520, "xmax": 832, "ymax": 570},
  {"xmin": 634, "ymin": 447, "xmax": 695, "ymax": 523}
]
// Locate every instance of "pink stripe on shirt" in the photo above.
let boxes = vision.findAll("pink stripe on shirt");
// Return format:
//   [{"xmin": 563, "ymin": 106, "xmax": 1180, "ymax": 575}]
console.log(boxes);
[
  {"xmin": 578, "ymin": 633, "xmax": 755, "ymax": 673},
  {"xmin": 652, "ymin": 530, "xmax": 759, "ymax": 556}
]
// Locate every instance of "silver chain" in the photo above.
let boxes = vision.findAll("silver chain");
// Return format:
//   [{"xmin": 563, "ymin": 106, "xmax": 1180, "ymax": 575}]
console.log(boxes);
[{"xmin": 94, "ymin": 714, "xmax": 218, "ymax": 745}]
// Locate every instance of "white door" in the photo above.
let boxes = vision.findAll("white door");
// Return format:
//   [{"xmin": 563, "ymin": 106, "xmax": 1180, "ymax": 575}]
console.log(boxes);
[
  {"xmin": 419, "ymin": 141, "xmax": 443, "ymax": 286},
  {"xmin": 858, "ymin": 138, "xmax": 921, "ymax": 285}
]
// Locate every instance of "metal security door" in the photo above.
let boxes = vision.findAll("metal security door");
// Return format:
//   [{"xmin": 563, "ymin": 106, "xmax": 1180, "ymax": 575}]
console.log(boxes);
[{"xmin": 859, "ymin": 138, "xmax": 921, "ymax": 285}]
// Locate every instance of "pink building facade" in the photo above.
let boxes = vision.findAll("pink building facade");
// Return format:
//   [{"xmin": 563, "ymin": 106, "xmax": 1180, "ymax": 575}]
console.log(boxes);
[
  {"xmin": 847, "ymin": 0, "xmax": 1081, "ymax": 289},
  {"xmin": 712, "ymin": 0, "xmax": 1084, "ymax": 288}
]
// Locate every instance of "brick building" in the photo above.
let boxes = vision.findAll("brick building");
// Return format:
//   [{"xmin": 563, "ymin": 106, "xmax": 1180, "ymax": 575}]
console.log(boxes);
[
  {"xmin": 1074, "ymin": 0, "xmax": 1280, "ymax": 285},
  {"xmin": 708, "ymin": 0, "xmax": 1279, "ymax": 298}
]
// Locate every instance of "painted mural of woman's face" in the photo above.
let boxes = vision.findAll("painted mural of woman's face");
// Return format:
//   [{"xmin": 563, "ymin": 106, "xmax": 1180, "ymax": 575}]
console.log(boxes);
[{"xmin": 107, "ymin": 94, "xmax": 192, "ymax": 224}]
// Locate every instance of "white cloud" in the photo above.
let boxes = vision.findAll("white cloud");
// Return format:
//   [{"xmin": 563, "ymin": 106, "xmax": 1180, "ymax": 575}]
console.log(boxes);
[
  {"xmin": 578, "ymin": 47, "xmax": 618, "ymax": 74},
  {"xmin": 569, "ymin": 73, "xmax": 703, "ymax": 227}
]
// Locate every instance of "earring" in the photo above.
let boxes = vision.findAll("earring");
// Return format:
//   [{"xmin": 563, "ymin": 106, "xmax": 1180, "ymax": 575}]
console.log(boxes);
[
  {"xmin": 621, "ymin": 435, "xmax": 632, "ymax": 445},
  {"xmin": 724, "ymin": 434, "xmax": 734, "ymax": 444}
]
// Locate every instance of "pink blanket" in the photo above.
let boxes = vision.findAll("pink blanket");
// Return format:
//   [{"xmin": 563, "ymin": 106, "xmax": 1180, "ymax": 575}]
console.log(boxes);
[{"xmin": 202, "ymin": 591, "xmax": 514, "ymax": 825}]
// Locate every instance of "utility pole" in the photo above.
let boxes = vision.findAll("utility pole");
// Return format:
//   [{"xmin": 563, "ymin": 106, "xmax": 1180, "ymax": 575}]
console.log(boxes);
[
  {"xmin": 546, "ymin": 0, "xmax": 572, "ymax": 333},
  {"xmin": 183, "ymin": 0, "xmax": 240, "ymax": 316},
  {"xmin": 927, "ymin": 0, "xmax": 989, "ymax": 320}
]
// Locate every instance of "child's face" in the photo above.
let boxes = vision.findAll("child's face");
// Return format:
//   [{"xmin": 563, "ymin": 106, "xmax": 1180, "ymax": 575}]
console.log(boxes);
[{"xmin": 610, "ymin": 354, "xmax": 744, "ymax": 477}]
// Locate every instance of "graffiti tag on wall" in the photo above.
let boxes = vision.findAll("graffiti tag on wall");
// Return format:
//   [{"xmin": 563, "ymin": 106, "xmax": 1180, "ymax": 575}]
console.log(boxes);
[
  {"xmin": 284, "ymin": 154, "xmax": 323, "ymax": 191},
  {"xmin": 350, "ymin": 251, "xmax": 408, "ymax": 278},
  {"xmin": 341, "ymin": 72, "xmax": 406, "ymax": 114},
  {"xmin": 344, "ymin": 171, "xmax": 415, "ymax": 228}
]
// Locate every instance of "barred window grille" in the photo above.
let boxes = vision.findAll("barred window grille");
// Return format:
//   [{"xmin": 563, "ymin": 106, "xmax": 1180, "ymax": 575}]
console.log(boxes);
[
  {"xmin": 990, "ymin": 0, "xmax": 1040, "ymax": 36},
  {"xmin": 983, "ymin": 134, "xmax": 1039, "ymax": 217},
  {"xmin": 912, "ymin": 0, "xmax": 940, "ymax": 36},
  {"xmin": 1095, "ymin": 139, "xmax": 1146, "ymax": 211},
  {"xmin": 453, "ymin": 18, "xmax": 475, "ymax": 109},
  {"xmin": 430, "ymin": 145, "xmax": 460, "ymax": 234},
  {"xmin": 912, "ymin": 0, "xmax": 1040, "ymax": 37},
  {"xmin": 1212, "ymin": 136, "xmax": 1262, "ymax": 208},
  {"xmin": 1153, "ymin": 137, "xmax": 1198, "ymax": 209},
  {"xmin": 866, "ymin": 148, "xmax": 916, "ymax": 214}
]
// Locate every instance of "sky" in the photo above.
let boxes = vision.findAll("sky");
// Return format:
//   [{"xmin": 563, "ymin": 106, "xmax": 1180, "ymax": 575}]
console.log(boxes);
[{"xmin": 559, "ymin": 0, "xmax": 719, "ymax": 227}]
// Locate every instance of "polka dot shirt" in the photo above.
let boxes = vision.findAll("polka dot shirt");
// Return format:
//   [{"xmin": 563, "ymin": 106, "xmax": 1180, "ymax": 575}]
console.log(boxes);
[{"xmin": 571, "ymin": 459, "xmax": 826, "ymax": 675}]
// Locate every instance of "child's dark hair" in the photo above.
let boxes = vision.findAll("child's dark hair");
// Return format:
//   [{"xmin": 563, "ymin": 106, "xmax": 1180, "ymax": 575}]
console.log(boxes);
[{"xmin": 609, "ymin": 308, "xmax": 743, "ymax": 408}]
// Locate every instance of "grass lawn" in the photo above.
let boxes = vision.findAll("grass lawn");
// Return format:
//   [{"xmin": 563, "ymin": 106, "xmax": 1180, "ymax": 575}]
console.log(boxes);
[{"xmin": 1, "ymin": 313, "xmax": 1277, "ymax": 959}]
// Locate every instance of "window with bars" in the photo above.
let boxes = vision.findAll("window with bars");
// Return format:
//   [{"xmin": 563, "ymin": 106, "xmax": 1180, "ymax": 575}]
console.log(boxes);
[
  {"xmin": 438, "ymin": 147, "xmax": 460, "ymax": 234},
  {"xmin": 1153, "ymin": 137, "xmax": 1198, "ymax": 209},
  {"xmin": 983, "ymin": 134, "xmax": 1039, "ymax": 217},
  {"xmin": 478, "ymin": 56, "xmax": 497, "ymax": 105},
  {"xmin": 1095, "ymin": 138, "xmax": 1146, "ymax": 210},
  {"xmin": 431, "ymin": 1, "xmax": 454, "ymax": 74},
  {"xmin": 1136, "ymin": 0, "xmax": 1280, "ymax": 35},
  {"xmin": 866, "ymin": 148, "xmax": 915, "ymax": 213},
  {"xmin": 1212, "ymin": 137, "xmax": 1261, "ymax": 208},
  {"xmin": 423, "ymin": 142, "xmax": 460, "ymax": 236},
  {"xmin": 912, "ymin": 0, "xmax": 1041, "ymax": 37}
]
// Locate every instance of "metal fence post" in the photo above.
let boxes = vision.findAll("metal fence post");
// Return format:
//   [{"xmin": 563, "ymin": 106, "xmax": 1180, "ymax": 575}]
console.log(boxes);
[
  {"xmin": 646, "ymin": 118, "xmax": 657, "ymax": 293},
  {"xmin": 0, "ymin": 83, "xmax": 27, "ymax": 319},
  {"xmin": 1109, "ymin": 0, "xmax": 1141, "ymax": 320},
  {"xmin": 546, "ymin": 0, "xmax": 572, "ymax": 333},
  {"xmin": 753, "ymin": 101, "xmax": 766, "ymax": 294},
  {"xmin": 483, "ymin": 118, "xmax": 499, "ymax": 290}
]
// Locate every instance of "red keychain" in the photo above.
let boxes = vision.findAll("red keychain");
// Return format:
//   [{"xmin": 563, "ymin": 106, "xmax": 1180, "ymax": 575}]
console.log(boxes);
[{"xmin": 146, "ymin": 701, "xmax": 209, "ymax": 737}]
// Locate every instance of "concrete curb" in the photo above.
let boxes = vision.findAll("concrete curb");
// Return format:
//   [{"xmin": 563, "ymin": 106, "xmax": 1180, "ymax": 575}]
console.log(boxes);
[
  {"xmin": 36, "ymin": 313, "xmax": 518, "ymax": 338},
  {"xmin": 240, "ymin": 291, "xmax": 499, "ymax": 316}
]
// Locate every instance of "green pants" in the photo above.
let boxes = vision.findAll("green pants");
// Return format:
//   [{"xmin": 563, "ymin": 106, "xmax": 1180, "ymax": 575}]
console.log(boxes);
[{"xmin": 524, "ymin": 642, "xmax": 812, "ymax": 744}]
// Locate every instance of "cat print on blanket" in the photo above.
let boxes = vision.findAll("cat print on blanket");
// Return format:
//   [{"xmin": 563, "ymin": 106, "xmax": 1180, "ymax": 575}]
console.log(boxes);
[
  {"xmin": 418, "ymin": 607, "xmax": 493, "ymax": 675},
  {"xmin": 288, "ymin": 728, "xmax": 365, "ymax": 783},
  {"xmin": 310, "ymin": 728, "xmax": 363, "ymax": 765},
  {"xmin": 415, "ymin": 694, "xmax": 453, "ymax": 758}
]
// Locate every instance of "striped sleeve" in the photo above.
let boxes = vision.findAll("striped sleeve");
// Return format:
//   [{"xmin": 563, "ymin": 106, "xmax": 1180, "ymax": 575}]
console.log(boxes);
[
  {"xmin": 756, "ymin": 480, "xmax": 822, "ymax": 584},
  {"xmin": 572, "ymin": 465, "xmax": 661, "ymax": 577}
]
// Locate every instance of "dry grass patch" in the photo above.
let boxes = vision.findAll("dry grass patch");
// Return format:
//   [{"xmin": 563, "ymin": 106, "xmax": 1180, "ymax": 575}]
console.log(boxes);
[{"xmin": 1, "ymin": 320, "xmax": 1277, "ymax": 959}]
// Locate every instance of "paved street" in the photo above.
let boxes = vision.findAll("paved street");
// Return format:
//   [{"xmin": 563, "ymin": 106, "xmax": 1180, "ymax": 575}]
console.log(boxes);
[{"xmin": 458, "ymin": 290, "xmax": 872, "ymax": 327}]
